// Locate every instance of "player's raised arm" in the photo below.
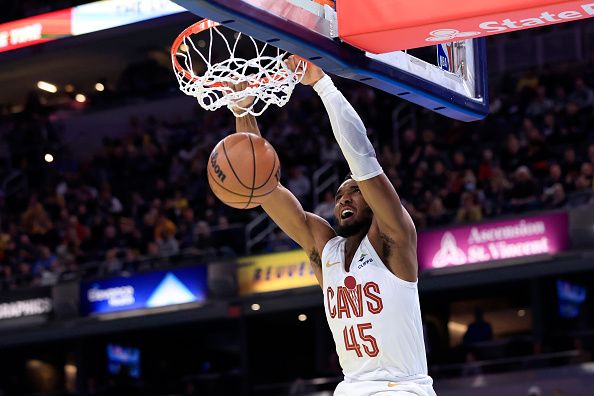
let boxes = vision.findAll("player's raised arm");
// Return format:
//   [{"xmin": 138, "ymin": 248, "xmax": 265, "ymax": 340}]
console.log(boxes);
[
  {"xmin": 288, "ymin": 56, "xmax": 418, "ymax": 281},
  {"xmin": 230, "ymin": 82, "xmax": 335, "ymax": 286}
]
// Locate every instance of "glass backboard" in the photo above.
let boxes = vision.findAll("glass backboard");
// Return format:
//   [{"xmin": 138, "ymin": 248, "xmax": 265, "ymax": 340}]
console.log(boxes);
[{"xmin": 171, "ymin": 0, "xmax": 489, "ymax": 121}]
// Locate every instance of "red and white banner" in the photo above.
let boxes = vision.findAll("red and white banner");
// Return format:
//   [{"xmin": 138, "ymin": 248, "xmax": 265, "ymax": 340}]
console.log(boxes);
[
  {"xmin": 0, "ymin": 0, "xmax": 184, "ymax": 54},
  {"xmin": 338, "ymin": 0, "xmax": 594, "ymax": 53},
  {"xmin": 0, "ymin": 9, "xmax": 72, "ymax": 53}
]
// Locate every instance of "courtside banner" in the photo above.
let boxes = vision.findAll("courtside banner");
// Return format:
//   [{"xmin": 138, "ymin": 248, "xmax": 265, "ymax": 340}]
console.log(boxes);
[
  {"xmin": 0, "ymin": 0, "xmax": 184, "ymax": 54},
  {"xmin": 338, "ymin": 0, "xmax": 594, "ymax": 53},
  {"xmin": 0, "ymin": 9, "xmax": 72, "ymax": 53},
  {"xmin": 0, "ymin": 287, "xmax": 53, "ymax": 321},
  {"xmin": 417, "ymin": 212, "xmax": 570, "ymax": 271},
  {"xmin": 238, "ymin": 250, "xmax": 317, "ymax": 296},
  {"xmin": 80, "ymin": 265, "xmax": 207, "ymax": 315}
]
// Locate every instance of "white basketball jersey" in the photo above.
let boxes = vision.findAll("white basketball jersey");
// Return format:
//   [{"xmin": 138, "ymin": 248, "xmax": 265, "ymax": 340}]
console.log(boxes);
[{"xmin": 322, "ymin": 235, "xmax": 430, "ymax": 383}]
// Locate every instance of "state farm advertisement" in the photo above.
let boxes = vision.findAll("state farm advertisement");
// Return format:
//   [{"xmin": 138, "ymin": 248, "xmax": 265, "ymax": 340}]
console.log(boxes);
[
  {"xmin": 417, "ymin": 212, "xmax": 569, "ymax": 271},
  {"xmin": 339, "ymin": 0, "xmax": 594, "ymax": 53},
  {"xmin": 423, "ymin": 1, "xmax": 594, "ymax": 44}
]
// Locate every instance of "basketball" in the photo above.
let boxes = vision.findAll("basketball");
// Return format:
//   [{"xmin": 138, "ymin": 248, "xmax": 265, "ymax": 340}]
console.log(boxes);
[{"xmin": 207, "ymin": 132, "xmax": 280, "ymax": 209}]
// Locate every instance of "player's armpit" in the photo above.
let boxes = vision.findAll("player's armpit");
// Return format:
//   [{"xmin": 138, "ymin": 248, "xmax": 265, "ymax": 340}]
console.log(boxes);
[
  {"xmin": 262, "ymin": 185, "xmax": 336, "ymax": 285},
  {"xmin": 357, "ymin": 173, "xmax": 418, "ymax": 281}
]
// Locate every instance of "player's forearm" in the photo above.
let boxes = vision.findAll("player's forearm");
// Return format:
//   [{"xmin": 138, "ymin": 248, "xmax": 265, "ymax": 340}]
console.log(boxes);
[
  {"xmin": 236, "ymin": 114, "xmax": 261, "ymax": 137},
  {"xmin": 313, "ymin": 76, "xmax": 383, "ymax": 181}
]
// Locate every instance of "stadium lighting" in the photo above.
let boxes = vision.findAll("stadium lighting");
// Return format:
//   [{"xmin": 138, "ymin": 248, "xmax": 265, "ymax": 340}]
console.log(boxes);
[
  {"xmin": 95, "ymin": 83, "xmax": 105, "ymax": 91},
  {"xmin": 447, "ymin": 321, "xmax": 468, "ymax": 333},
  {"xmin": 250, "ymin": 303, "xmax": 261, "ymax": 311},
  {"xmin": 37, "ymin": 81, "xmax": 57, "ymax": 93},
  {"xmin": 75, "ymin": 94, "xmax": 86, "ymax": 103},
  {"xmin": 179, "ymin": 43, "xmax": 189, "ymax": 52},
  {"xmin": 44, "ymin": 153, "xmax": 54, "ymax": 163},
  {"xmin": 517, "ymin": 309, "xmax": 527, "ymax": 317},
  {"xmin": 298, "ymin": 314, "xmax": 307, "ymax": 322}
]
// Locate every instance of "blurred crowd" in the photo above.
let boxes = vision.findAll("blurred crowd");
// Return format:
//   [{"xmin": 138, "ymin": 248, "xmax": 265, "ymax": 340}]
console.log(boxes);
[
  {"xmin": 1, "ymin": 57, "xmax": 594, "ymax": 290},
  {"xmin": 378, "ymin": 70, "xmax": 594, "ymax": 229}
]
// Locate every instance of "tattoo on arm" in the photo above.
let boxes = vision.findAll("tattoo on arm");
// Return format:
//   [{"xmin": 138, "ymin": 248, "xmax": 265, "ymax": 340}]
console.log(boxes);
[{"xmin": 308, "ymin": 249, "xmax": 322, "ymax": 270}]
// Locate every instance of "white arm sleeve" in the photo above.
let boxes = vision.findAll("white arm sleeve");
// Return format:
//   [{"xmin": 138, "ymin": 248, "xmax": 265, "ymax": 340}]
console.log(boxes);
[{"xmin": 313, "ymin": 75, "xmax": 383, "ymax": 181}]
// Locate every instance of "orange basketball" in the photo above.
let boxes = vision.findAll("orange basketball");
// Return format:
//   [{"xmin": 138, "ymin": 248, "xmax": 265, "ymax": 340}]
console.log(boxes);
[{"xmin": 207, "ymin": 133, "xmax": 280, "ymax": 209}]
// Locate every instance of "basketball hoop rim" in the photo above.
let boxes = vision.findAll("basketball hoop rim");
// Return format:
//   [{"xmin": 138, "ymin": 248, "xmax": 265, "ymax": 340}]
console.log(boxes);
[
  {"xmin": 171, "ymin": 18, "xmax": 305, "ymax": 89},
  {"xmin": 171, "ymin": 18, "xmax": 220, "ymax": 83}
]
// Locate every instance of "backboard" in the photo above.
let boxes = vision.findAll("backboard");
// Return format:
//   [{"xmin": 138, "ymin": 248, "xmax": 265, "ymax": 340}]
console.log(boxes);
[{"xmin": 171, "ymin": 0, "xmax": 489, "ymax": 121}]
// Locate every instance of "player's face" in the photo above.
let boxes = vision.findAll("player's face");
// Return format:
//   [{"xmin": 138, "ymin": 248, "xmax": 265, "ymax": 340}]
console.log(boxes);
[{"xmin": 334, "ymin": 179, "xmax": 373, "ymax": 237}]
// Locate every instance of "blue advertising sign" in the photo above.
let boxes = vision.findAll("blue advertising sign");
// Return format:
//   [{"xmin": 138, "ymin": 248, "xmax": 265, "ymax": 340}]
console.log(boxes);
[{"xmin": 81, "ymin": 266, "xmax": 207, "ymax": 315}]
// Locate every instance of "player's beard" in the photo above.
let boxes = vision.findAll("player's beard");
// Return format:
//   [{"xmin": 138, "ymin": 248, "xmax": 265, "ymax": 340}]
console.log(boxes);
[{"xmin": 335, "ymin": 209, "xmax": 373, "ymax": 238}]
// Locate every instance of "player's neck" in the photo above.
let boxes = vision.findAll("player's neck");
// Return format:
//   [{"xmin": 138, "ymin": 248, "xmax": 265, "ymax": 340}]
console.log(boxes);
[{"xmin": 344, "ymin": 232, "xmax": 367, "ymax": 271}]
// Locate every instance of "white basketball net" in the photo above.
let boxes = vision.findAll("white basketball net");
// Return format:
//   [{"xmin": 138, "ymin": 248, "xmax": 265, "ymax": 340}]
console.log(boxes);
[{"xmin": 172, "ymin": 19, "xmax": 307, "ymax": 117}]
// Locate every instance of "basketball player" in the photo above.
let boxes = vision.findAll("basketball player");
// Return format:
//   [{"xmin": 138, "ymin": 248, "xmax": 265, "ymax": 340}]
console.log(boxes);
[{"xmin": 229, "ymin": 57, "xmax": 436, "ymax": 396}]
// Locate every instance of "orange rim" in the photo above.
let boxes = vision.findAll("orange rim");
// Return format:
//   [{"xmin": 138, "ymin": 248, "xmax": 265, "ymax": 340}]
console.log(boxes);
[{"xmin": 171, "ymin": 19, "xmax": 220, "ymax": 83}]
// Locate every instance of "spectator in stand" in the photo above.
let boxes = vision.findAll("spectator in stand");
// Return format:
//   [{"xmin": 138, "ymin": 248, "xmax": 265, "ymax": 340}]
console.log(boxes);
[
  {"xmin": 456, "ymin": 192, "xmax": 482, "ymax": 224},
  {"xmin": 157, "ymin": 228, "xmax": 180, "ymax": 257},
  {"xmin": 478, "ymin": 149, "xmax": 496, "ymax": 183},
  {"xmin": 426, "ymin": 197, "xmax": 450, "ymax": 227},
  {"xmin": 451, "ymin": 150, "xmax": 467, "ymax": 173},
  {"xmin": 102, "ymin": 248, "xmax": 123, "ymax": 275},
  {"xmin": 286, "ymin": 165, "xmax": 311, "ymax": 206},
  {"xmin": 500, "ymin": 134, "xmax": 525, "ymax": 174},
  {"xmin": 544, "ymin": 163, "xmax": 564, "ymax": 190},
  {"xmin": 567, "ymin": 174, "xmax": 594, "ymax": 207},
  {"xmin": 177, "ymin": 207, "xmax": 197, "ymax": 249},
  {"xmin": 562, "ymin": 147, "xmax": 581, "ymax": 189},
  {"xmin": 463, "ymin": 308, "xmax": 494, "ymax": 347},
  {"xmin": 541, "ymin": 183, "xmax": 567, "ymax": 209},
  {"xmin": 266, "ymin": 227, "xmax": 298, "ymax": 252},
  {"xmin": 313, "ymin": 190, "xmax": 336, "ymax": 224},
  {"xmin": 526, "ymin": 85, "xmax": 554, "ymax": 118},
  {"xmin": 20, "ymin": 195, "xmax": 53, "ymax": 241},
  {"xmin": 430, "ymin": 160, "xmax": 449, "ymax": 192},
  {"xmin": 508, "ymin": 166, "xmax": 541, "ymax": 212},
  {"xmin": 581, "ymin": 162, "xmax": 593, "ymax": 185},
  {"xmin": 194, "ymin": 221, "xmax": 215, "ymax": 255},
  {"xmin": 32, "ymin": 245, "xmax": 57, "ymax": 276},
  {"xmin": 319, "ymin": 136, "xmax": 342, "ymax": 164},
  {"xmin": 527, "ymin": 385, "xmax": 542, "ymax": 396},
  {"xmin": 525, "ymin": 126, "xmax": 550, "ymax": 175},
  {"xmin": 569, "ymin": 77, "xmax": 594, "ymax": 109},
  {"xmin": 587, "ymin": 144, "xmax": 594, "ymax": 164},
  {"xmin": 400, "ymin": 128, "xmax": 422, "ymax": 166}
]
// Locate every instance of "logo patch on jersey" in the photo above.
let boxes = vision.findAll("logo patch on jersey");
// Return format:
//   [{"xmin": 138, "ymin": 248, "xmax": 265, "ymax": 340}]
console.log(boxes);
[
  {"xmin": 325, "ymin": 260, "xmax": 341, "ymax": 268},
  {"xmin": 357, "ymin": 253, "xmax": 373, "ymax": 269},
  {"xmin": 388, "ymin": 382, "xmax": 398, "ymax": 388},
  {"xmin": 344, "ymin": 275, "xmax": 357, "ymax": 290}
]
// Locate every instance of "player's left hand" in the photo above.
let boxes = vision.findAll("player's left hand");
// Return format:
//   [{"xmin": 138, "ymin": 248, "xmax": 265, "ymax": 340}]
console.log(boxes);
[{"xmin": 285, "ymin": 55, "xmax": 325, "ymax": 86}]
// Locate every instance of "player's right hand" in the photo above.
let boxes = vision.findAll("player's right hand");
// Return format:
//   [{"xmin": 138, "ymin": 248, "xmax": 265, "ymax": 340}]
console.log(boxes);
[
  {"xmin": 286, "ymin": 55, "xmax": 326, "ymax": 86},
  {"xmin": 222, "ymin": 80, "xmax": 255, "ymax": 115}
]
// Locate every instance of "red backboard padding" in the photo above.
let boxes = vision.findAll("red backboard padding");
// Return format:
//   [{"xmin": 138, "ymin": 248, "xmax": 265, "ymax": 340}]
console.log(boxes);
[{"xmin": 337, "ymin": 0, "xmax": 594, "ymax": 53}]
